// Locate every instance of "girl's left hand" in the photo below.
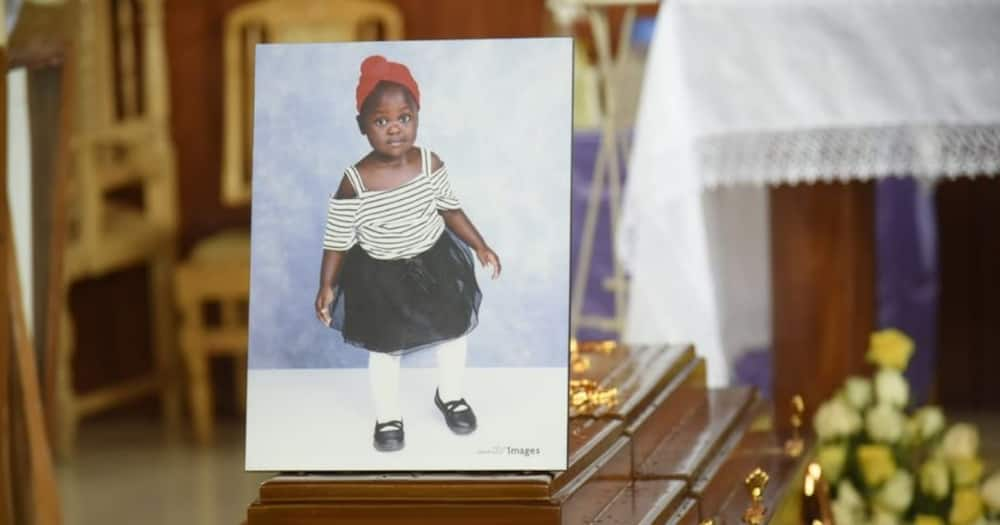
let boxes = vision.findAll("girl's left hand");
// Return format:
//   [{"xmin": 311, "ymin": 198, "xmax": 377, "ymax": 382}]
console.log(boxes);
[{"xmin": 476, "ymin": 247, "xmax": 502, "ymax": 280}]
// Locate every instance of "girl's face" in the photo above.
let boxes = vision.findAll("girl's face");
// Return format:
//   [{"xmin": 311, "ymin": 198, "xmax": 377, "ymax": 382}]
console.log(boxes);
[{"xmin": 358, "ymin": 84, "xmax": 418, "ymax": 158}]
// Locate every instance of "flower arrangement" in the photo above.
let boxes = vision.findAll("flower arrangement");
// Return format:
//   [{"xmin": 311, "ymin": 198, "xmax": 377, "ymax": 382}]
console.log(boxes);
[{"xmin": 812, "ymin": 328, "xmax": 1000, "ymax": 525}]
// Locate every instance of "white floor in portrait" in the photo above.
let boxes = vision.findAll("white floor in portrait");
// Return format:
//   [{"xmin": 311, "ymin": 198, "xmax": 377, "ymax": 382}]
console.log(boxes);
[{"xmin": 245, "ymin": 367, "xmax": 568, "ymax": 471}]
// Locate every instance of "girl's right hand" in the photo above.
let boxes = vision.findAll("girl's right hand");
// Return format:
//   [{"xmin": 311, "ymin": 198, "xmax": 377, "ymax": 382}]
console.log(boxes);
[
  {"xmin": 476, "ymin": 246, "xmax": 502, "ymax": 280},
  {"xmin": 315, "ymin": 286, "xmax": 335, "ymax": 327}
]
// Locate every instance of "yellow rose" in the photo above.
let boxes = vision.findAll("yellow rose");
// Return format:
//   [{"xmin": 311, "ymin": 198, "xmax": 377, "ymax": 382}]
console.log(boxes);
[
  {"xmin": 818, "ymin": 445, "xmax": 847, "ymax": 482},
  {"xmin": 867, "ymin": 328, "xmax": 915, "ymax": 370},
  {"xmin": 915, "ymin": 516, "xmax": 946, "ymax": 525},
  {"xmin": 858, "ymin": 444, "xmax": 897, "ymax": 487},
  {"xmin": 949, "ymin": 488, "xmax": 983, "ymax": 525},
  {"xmin": 950, "ymin": 458, "xmax": 984, "ymax": 487}
]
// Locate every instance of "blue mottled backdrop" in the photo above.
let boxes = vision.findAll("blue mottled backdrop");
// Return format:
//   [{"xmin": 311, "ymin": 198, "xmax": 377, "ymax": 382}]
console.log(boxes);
[{"xmin": 249, "ymin": 39, "xmax": 572, "ymax": 369}]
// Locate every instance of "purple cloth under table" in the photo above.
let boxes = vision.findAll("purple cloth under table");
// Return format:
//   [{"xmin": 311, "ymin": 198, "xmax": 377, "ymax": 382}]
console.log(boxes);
[
  {"xmin": 570, "ymin": 131, "xmax": 624, "ymax": 341},
  {"xmin": 875, "ymin": 178, "xmax": 938, "ymax": 405}
]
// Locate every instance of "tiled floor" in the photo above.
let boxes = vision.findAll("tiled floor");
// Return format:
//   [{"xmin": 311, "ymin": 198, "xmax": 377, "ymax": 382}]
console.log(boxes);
[
  {"xmin": 55, "ymin": 409, "xmax": 1000, "ymax": 524},
  {"xmin": 57, "ymin": 417, "xmax": 271, "ymax": 525}
]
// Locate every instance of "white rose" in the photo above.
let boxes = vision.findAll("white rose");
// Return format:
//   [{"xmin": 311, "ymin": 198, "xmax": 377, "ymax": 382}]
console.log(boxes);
[
  {"xmin": 919, "ymin": 460, "xmax": 950, "ymax": 500},
  {"xmin": 866, "ymin": 403, "xmax": 906, "ymax": 443},
  {"xmin": 814, "ymin": 398, "xmax": 863, "ymax": 441},
  {"xmin": 832, "ymin": 500, "xmax": 861, "ymax": 525},
  {"xmin": 838, "ymin": 479, "xmax": 865, "ymax": 510},
  {"xmin": 939, "ymin": 423, "xmax": 979, "ymax": 461},
  {"xmin": 875, "ymin": 369, "xmax": 909, "ymax": 408},
  {"xmin": 876, "ymin": 470, "xmax": 915, "ymax": 514},
  {"xmin": 982, "ymin": 472, "xmax": 1000, "ymax": 513},
  {"xmin": 833, "ymin": 481, "xmax": 866, "ymax": 525},
  {"xmin": 844, "ymin": 376, "xmax": 874, "ymax": 409},
  {"xmin": 914, "ymin": 406, "xmax": 946, "ymax": 440},
  {"xmin": 871, "ymin": 509, "xmax": 903, "ymax": 525}
]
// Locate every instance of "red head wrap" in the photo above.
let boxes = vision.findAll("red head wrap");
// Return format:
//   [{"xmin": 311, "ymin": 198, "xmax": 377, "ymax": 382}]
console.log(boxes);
[{"xmin": 355, "ymin": 55, "xmax": 420, "ymax": 113}]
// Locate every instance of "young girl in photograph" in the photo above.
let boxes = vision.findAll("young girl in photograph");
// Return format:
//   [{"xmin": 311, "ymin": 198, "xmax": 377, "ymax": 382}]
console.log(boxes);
[{"xmin": 314, "ymin": 55, "xmax": 501, "ymax": 452}]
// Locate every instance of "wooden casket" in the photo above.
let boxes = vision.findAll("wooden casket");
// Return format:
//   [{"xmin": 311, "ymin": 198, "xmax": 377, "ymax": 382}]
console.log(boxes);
[{"xmin": 246, "ymin": 344, "xmax": 810, "ymax": 524}]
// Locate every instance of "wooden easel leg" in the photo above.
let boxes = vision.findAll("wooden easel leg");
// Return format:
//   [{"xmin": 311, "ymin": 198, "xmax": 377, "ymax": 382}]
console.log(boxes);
[
  {"xmin": 149, "ymin": 249, "xmax": 182, "ymax": 434},
  {"xmin": 1, "ymin": 341, "xmax": 12, "ymax": 524},
  {"xmin": 56, "ymin": 300, "xmax": 76, "ymax": 459},
  {"xmin": 0, "ymin": 44, "xmax": 14, "ymax": 517},
  {"xmin": 6, "ymin": 210, "xmax": 63, "ymax": 524},
  {"xmin": 4, "ymin": 46, "xmax": 63, "ymax": 522},
  {"xmin": 35, "ymin": 62, "xmax": 72, "ymax": 462}
]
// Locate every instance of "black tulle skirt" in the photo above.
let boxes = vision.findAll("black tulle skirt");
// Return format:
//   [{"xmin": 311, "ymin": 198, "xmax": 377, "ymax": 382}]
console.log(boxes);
[{"xmin": 329, "ymin": 230, "xmax": 482, "ymax": 354}]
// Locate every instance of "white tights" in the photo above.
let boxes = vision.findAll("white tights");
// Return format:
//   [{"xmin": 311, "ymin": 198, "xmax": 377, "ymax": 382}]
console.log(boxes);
[{"xmin": 369, "ymin": 336, "xmax": 468, "ymax": 423}]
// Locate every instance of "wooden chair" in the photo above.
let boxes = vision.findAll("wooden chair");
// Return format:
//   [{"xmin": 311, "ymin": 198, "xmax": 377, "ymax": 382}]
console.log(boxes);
[
  {"xmin": 175, "ymin": 0, "xmax": 403, "ymax": 445},
  {"xmin": 174, "ymin": 231, "xmax": 251, "ymax": 445},
  {"xmin": 221, "ymin": 0, "xmax": 404, "ymax": 206},
  {"xmin": 57, "ymin": 0, "xmax": 180, "ymax": 457}
]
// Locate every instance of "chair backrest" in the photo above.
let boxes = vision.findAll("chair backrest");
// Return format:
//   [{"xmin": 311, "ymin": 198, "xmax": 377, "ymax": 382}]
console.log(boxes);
[
  {"xmin": 70, "ymin": 0, "xmax": 177, "ymax": 258},
  {"xmin": 221, "ymin": 0, "xmax": 404, "ymax": 206},
  {"xmin": 75, "ymin": 0, "xmax": 172, "ymax": 132}
]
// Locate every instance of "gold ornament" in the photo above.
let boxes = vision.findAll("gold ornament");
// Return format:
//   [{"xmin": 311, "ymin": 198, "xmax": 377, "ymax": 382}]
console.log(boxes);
[
  {"xmin": 743, "ymin": 468, "xmax": 769, "ymax": 525},
  {"xmin": 569, "ymin": 378, "xmax": 618, "ymax": 415}
]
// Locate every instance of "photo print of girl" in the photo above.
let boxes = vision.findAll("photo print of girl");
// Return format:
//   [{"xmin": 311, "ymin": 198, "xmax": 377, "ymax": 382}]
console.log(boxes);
[{"xmin": 246, "ymin": 39, "xmax": 571, "ymax": 472}]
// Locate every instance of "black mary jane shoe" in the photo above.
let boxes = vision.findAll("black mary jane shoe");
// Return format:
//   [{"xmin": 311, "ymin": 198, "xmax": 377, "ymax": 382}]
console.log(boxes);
[
  {"xmin": 373, "ymin": 420, "xmax": 405, "ymax": 452},
  {"xmin": 434, "ymin": 389, "xmax": 478, "ymax": 435}
]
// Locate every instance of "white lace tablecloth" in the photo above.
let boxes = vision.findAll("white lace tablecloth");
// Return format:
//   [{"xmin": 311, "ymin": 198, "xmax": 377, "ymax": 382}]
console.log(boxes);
[{"xmin": 620, "ymin": 0, "xmax": 1000, "ymax": 386}]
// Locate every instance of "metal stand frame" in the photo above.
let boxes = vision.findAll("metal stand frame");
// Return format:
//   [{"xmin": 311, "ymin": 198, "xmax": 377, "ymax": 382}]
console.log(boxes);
[{"xmin": 554, "ymin": 0, "xmax": 657, "ymax": 337}]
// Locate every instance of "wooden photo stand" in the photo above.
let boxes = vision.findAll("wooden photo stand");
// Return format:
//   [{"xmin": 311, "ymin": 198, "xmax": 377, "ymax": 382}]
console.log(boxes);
[
  {"xmin": 1, "ymin": 47, "xmax": 64, "ymax": 525},
  {"xmin": 2, "ymin": 5, "xmax": 77, "ymax": 521},
  {"xmin": 245, "ymin": 344, "xmax": 811, "ymax": 524},
  {"xmin": 2, "ymin": 193, "xmax": 62, "ymax": 525}
]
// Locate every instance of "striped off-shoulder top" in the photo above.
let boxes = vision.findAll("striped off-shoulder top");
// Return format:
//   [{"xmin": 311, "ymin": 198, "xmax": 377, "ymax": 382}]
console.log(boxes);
[{"xmin": 323, "ymin": 147, "xmax": 461, "ymax": 260}]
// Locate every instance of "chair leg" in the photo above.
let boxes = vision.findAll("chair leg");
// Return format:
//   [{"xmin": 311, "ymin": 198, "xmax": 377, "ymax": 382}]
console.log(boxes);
[
  {"xmin": 183, "ymin": 348, "xmax": 214, "ymax": 445},
  {"xmin": 234, "ymin": 354, "xmax": 247, "ymax": 415},
  {"xmin": 149, "ymin": 251, "xmax": 182, "ymax": 432},
  {"xmin": 56, "ymin": 302, "xmax": 77, "ymax": 459}
]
